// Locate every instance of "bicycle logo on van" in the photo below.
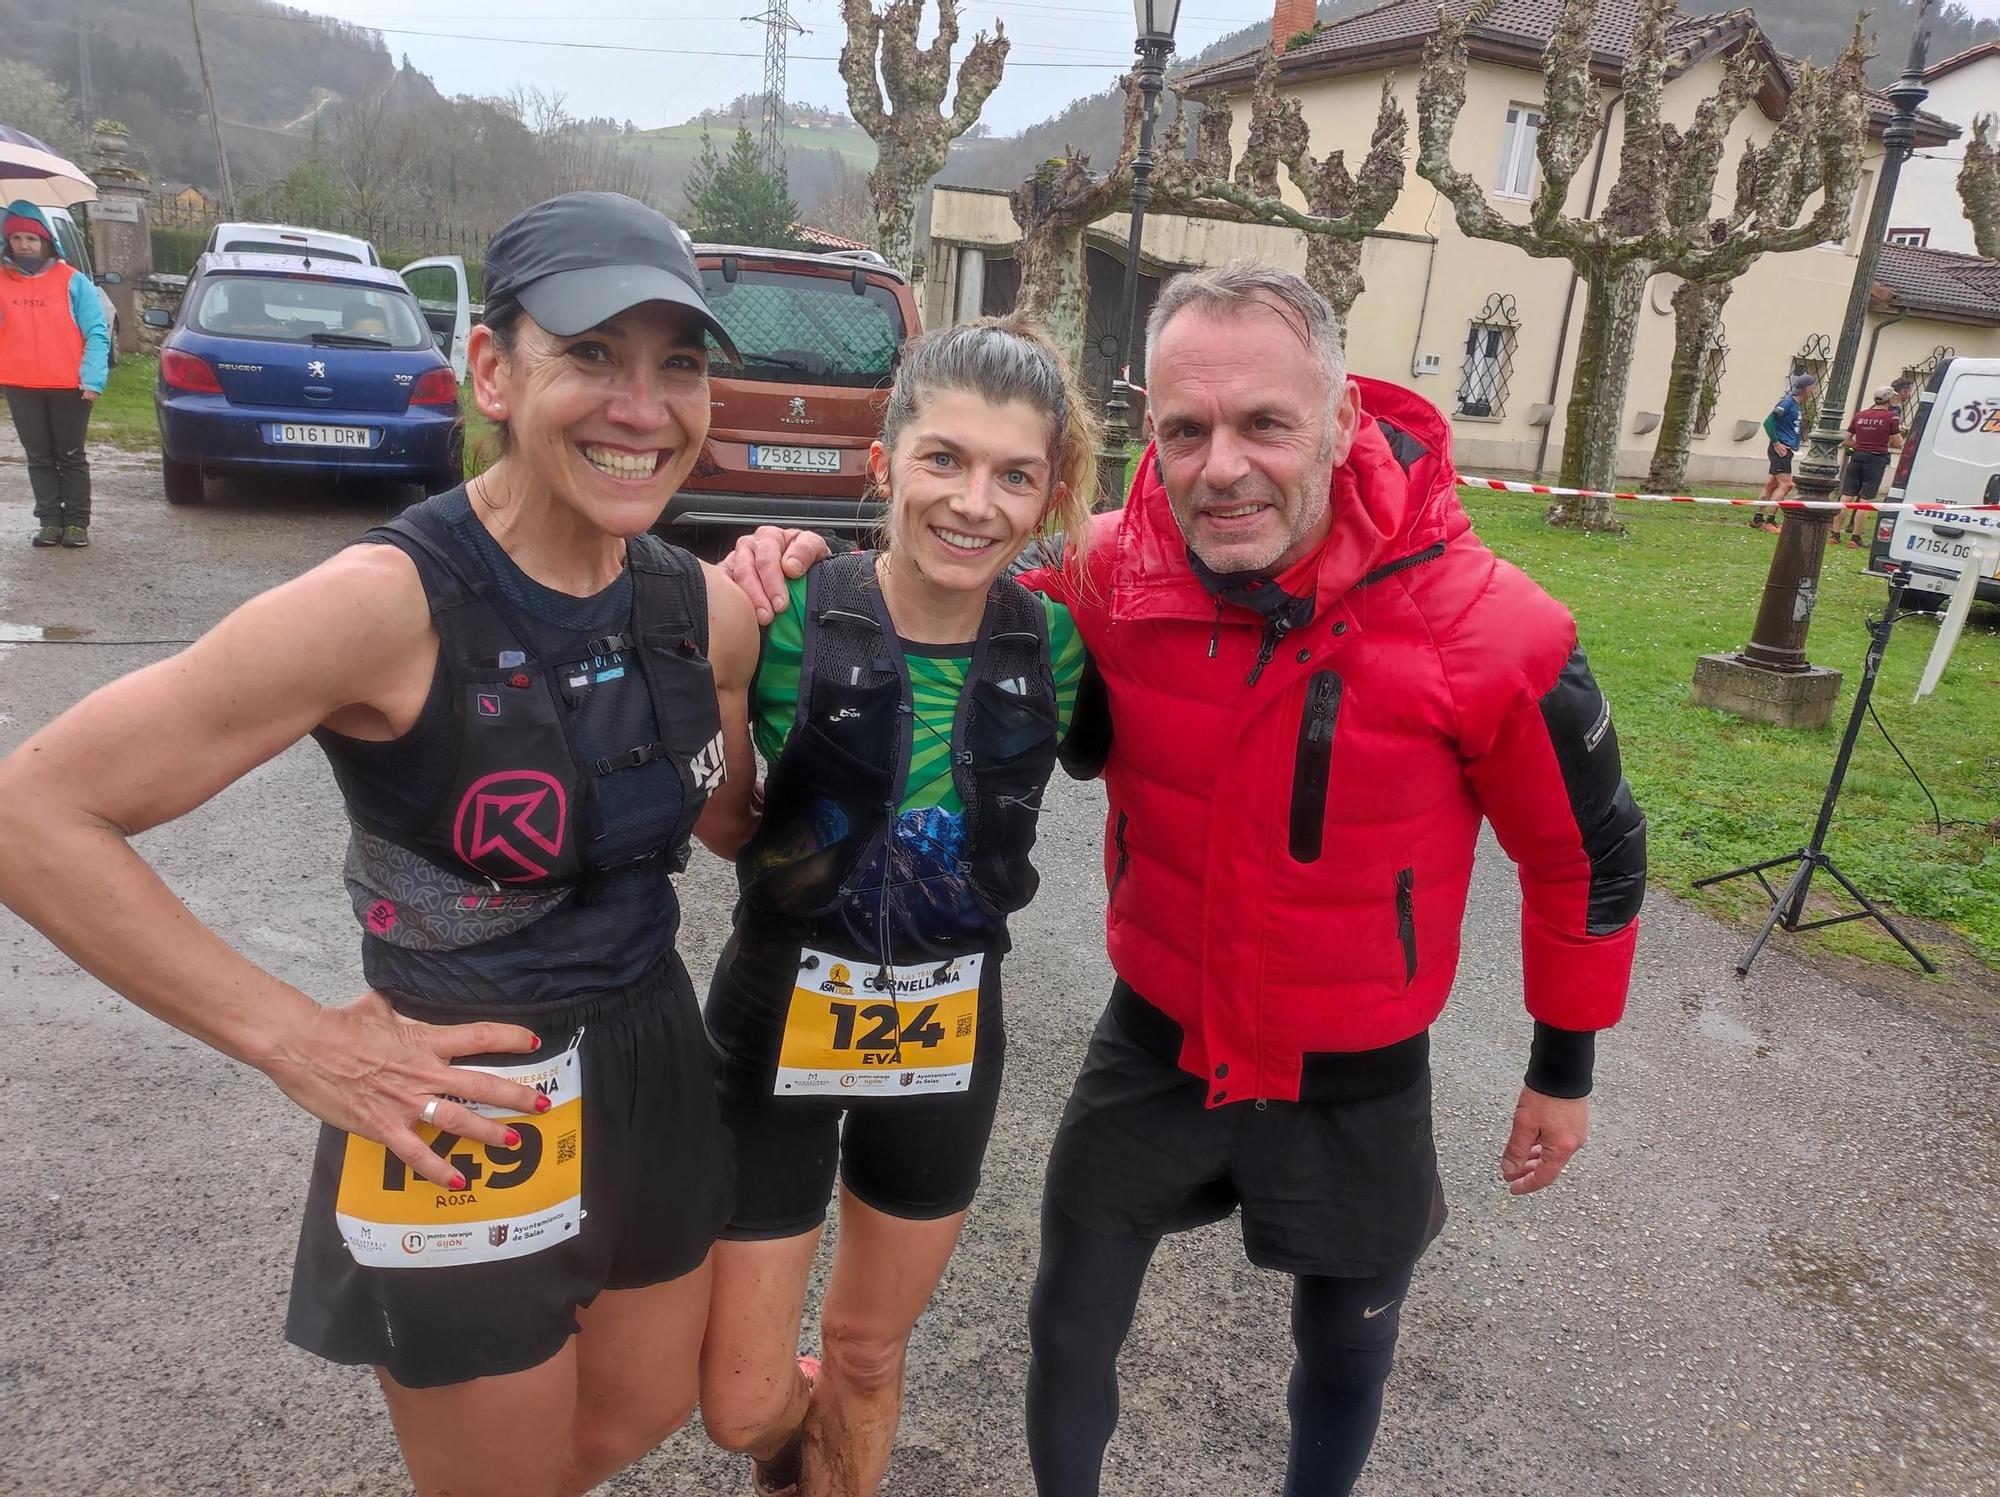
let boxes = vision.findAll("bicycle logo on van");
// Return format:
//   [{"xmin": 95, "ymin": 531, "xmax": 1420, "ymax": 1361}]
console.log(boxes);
[{"xmin": 1948, "ymin": 400, "xmax": 2000, "ymax": 434}]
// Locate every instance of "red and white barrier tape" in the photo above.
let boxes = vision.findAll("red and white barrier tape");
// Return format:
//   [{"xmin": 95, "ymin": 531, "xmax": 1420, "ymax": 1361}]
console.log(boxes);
[{"xmin": 1455, "ymin": 474, "xmax": 2000, "ymax": 514}]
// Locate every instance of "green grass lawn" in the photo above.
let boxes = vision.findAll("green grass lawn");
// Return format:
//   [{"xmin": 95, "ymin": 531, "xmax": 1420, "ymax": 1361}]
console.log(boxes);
[
  {"xmin": 1464, "ymin": 487, "xmax": 2000, "ymax": 971},
  {"xmin": 89, "ymin": 354, "xmax": 161, "ymax": 453}
]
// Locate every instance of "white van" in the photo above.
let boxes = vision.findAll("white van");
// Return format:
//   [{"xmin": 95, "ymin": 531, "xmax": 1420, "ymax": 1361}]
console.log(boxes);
[
  {"xmin": 204, "ymin": 222, "xmax": 380, "ymax": 267},
  {"xmin": 1865, "ymin": 355, "xmax": 2000, "ymax": 611}
]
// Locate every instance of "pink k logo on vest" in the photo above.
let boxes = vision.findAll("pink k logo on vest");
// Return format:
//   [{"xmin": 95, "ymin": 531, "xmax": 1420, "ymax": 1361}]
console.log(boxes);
[{"xmin": 452, "ymin": 771, "xmax": 568, "ymax": 882}]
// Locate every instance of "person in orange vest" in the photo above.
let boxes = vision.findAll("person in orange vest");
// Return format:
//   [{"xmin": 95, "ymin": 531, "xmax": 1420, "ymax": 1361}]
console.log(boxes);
[{"xmin": 1, "ymin": 200, "xmax": 110, "ymax": 548}]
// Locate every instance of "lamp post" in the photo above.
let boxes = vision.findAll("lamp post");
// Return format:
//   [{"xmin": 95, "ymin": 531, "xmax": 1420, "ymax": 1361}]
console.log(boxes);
[
  {"xmin": 1694, "ymin": 3, "xmax": 1932, "ymax": 727},
  {"xmin": 1095, "ymin": 0, "xmax": 1181, "ymax": 507}
]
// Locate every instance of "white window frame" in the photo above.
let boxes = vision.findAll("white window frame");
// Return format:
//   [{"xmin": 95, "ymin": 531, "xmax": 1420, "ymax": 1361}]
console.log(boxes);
[
  {"xmin": 1494, "ymin": 104, "xmax": 1542, "ymax": 200},
  {"xmin": 1887, "ymin": 227, "xmax": 1930, "ymax": 247}
]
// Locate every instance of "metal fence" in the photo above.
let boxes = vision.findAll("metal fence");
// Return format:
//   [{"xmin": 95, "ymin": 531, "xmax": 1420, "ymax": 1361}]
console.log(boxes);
[{"xmin": 148, "ymin": 199, "xmax": 491, "ymax": 260}]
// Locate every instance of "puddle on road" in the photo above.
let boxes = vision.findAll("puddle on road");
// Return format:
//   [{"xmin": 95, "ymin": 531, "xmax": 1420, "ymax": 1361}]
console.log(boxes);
[{"xmin": 0, "ymin": 623, "xmax": 92, "ymax": 642}]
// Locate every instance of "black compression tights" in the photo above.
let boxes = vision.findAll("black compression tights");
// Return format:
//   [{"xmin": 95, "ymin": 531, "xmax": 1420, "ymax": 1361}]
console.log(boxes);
[{"xmin": 1025, "ymin": 1205, "xmax": 1415, "ymax": 1497}]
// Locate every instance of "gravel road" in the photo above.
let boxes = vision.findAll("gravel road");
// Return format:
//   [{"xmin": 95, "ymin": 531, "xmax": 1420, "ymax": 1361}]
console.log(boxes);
[{"xmin": 3, "ymin": 449, "xmax": 1995, "ymax": 1496}]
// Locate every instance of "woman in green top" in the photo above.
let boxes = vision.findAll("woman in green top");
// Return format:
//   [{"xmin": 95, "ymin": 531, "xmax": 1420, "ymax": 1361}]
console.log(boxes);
[{"xmin": 697, "ymin": 317, "xmax": 1101, "ymax": 1496}]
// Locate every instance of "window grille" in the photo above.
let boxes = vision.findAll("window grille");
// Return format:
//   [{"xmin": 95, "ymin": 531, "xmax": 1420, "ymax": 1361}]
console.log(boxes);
[
  {"xmin": 1694, "ymin": 325, "xmax": 1729, "ymax": 438},
  {"xmin": 1455, "ymin": 293, "xmax": 1519, "ymax": 419},
  {"xmin": 1790, "ymin": 333, "xmax": 1831, "ymax": 430},
  {"xmin": 1897, "ymin": 345, "xmax": 1952, "ymax": 432}
]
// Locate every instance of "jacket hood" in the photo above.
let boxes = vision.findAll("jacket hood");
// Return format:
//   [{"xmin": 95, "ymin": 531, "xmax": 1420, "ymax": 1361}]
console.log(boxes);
[
  {"xmin": 1104, "ymin": 374, "xmax": 1471, "ymax": 624},
  {"xmin": 4, "ymin": 200, "xmax": 63, "ymax": 264}
]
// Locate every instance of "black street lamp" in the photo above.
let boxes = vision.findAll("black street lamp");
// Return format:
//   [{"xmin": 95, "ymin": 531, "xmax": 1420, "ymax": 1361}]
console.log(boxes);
[
  {"xmin": 1095, "ymin": 0, "xmax": 1181, "ymax": 506},
  {"xmin": 1699, "ymin": 2, "xmax": 1932, "ymax": 725}
]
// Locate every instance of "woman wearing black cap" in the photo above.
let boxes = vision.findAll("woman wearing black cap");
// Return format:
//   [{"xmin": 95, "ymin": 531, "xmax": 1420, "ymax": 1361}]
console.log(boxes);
[{"xmin": 0, "ymin": 192, "xmax": 761, "ymax": 1495}]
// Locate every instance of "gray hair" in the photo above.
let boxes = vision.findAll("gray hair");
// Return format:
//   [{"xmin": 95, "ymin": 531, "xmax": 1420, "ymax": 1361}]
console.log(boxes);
[{"xmin": 1144, "ymin": 260, "xmax": 1346, "ymax": 394}]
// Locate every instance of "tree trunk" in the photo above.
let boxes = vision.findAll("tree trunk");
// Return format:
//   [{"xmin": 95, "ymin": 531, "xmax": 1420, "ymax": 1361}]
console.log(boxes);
[
  {"xmin": 1553, "ymin": 258, "xmax": 1651, "ymax": 529},
  {"xmin": 1015, "ymin": 221, "xmax": 1089, "ymax": 374},
  {"xmin": 871, "ymin": 144, "xmax": 922, "ymax": 277},
  {"xmin": 1304, "ymin": 236, "xmax": 1363, "ymax": 330},
  {"xmin": 1646, "ymin": 280, "xmax": 1731, "ymax": 493}
]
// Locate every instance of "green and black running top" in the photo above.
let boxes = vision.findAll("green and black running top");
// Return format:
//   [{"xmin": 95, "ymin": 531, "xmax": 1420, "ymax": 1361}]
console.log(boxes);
[{"xmin": 735, "ymin": 553, "xmax": 1089, "ymax": 963}]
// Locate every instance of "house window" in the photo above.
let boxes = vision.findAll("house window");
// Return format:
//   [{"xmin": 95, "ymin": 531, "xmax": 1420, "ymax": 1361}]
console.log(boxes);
[
  {"xmin": 1887, "ymin": 227, "xmax": 1930, "ymax": 247},
  {"xmin": 1494, "ymin": 105, "xmax": 1542, "ymax": 198},
  {"xmin": 1455, "ymin": 293, "xmax": 1520, "ymax": 419},
  {"xmin": 1694, "ymin": 328, "xmax": 1729, "ymax": 438}
]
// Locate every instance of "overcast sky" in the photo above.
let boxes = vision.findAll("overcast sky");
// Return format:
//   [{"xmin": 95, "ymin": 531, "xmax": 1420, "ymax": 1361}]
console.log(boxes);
[{"xmin": 272, "ymin": 0, "xmax": 2000, "ymax": 139}]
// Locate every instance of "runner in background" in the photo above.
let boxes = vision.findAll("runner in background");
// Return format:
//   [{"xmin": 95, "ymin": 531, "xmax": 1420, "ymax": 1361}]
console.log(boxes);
[
  {"xmin": 0, "ymin": 193, "xmax": 760, "ymax": 1497},
  {"xmin": 1834, "ymin": 386, "xmax": 1905, "ymax": 548},
  {"xmin": 1751, "ymin": 372, "xmax": 1817, "ymax": 533},
  {"xmin": 695, "ymin": 317, "xmax": 1104, "ymax": 1497}
]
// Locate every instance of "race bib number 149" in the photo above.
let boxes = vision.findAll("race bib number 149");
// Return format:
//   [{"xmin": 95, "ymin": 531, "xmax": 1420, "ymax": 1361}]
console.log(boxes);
[{"xmin": 334, "ymin": 1047, "xmax": 583, "ymax": 1269}]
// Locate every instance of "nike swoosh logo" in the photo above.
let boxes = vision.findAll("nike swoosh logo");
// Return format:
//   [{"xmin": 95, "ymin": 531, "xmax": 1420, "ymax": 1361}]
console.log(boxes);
[{"xmin": 1361, "ymin": 1301, "xmax": 1400, "ymax": 1319}]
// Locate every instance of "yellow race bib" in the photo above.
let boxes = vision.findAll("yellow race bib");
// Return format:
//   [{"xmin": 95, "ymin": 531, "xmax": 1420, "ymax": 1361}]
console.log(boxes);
[
  {"xmin": 334, "ymin": 1046, "xmax": 584, "ymax": 1268},
  {"xmin": 776, "ymin": 948, "xmax": 982, "ymax": 1098}
]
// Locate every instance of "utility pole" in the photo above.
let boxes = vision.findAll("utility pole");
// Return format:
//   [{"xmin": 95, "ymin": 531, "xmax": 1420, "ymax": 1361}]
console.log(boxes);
[
  {"xmin": 187, "ymin": 0, "xmax": 238, "ymax": 217},
  {"xmin": 745, "ymin": 0, "xmax": 806, "ymax": 177}
]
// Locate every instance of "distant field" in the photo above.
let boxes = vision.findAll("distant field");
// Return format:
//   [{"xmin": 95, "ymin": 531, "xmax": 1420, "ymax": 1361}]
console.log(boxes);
[{"xmin": 630, "ymin": 122, "xmax": 878, "ymax": 170}]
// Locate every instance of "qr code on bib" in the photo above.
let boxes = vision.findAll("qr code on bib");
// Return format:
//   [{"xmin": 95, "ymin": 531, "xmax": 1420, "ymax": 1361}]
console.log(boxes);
[{"xmin": 557, "ymin": 1130, "xmax": 579, "ymax": 1165}]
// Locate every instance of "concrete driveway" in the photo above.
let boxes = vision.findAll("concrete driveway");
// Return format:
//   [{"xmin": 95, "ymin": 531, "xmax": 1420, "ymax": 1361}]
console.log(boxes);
[{"xmin": 2, "ymin": 447, "xmax": 1995, "ymax": 1496}]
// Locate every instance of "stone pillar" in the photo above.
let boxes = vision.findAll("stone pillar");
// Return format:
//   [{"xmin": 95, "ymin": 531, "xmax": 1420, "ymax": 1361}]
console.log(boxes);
[{"xmin": 85, "ymin": 122, "xmax": 153, "ymax": 357}]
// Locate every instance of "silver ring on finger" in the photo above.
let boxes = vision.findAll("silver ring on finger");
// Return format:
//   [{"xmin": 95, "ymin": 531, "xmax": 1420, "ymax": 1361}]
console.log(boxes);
[{"xmin": 420, "ymin": 1097, "xmax": 442, "ymax": 1126}]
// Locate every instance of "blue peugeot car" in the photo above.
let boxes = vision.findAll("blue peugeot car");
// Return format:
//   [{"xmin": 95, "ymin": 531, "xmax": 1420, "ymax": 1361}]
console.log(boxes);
[{"xmin": 154, "ymin": 253, "xmax": 468, "ymax": 505}]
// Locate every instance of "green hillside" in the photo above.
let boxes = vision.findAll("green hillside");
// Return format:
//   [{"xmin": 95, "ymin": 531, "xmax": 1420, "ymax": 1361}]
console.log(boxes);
[{"xmin": 633, "ymin": 121, "xmax": 878, "ymax": 172}]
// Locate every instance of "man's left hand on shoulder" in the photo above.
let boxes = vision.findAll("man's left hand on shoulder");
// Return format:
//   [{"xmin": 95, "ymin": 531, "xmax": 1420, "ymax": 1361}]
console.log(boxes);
[{"xmin": 1498, "ymin": 1087, "xmax": 1589, "ymax": 1195}]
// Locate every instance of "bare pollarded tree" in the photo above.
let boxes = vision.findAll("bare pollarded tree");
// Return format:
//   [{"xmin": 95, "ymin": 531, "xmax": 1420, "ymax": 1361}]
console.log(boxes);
[
  {"xmin": 839, "ymin": 0, "xmax": 1009, "ymax": 275},
  {"xmin": 1418, "ymin": 0, "xmax": 1868, "ymax": 527},
  {"xmin": 1962, "ymin": 113, "xmax": 2000, "ymax": 260},
  {"xmin": 1008, "ymin": 47, "xmax": 1406, "ymax": 372}
]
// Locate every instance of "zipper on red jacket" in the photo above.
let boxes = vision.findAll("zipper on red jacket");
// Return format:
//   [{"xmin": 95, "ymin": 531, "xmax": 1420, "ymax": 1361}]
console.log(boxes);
[
  {"xmin": 1396, "ymin": 867, "xmax": 1417, "ymax": 984},
  {"xmin": 1288, "ymin": 671, "xmax": 1342, "ymax": 863},
  {"xmin": 1108, "ymin": 810, "xmax": 1130, "ymax": 905}
]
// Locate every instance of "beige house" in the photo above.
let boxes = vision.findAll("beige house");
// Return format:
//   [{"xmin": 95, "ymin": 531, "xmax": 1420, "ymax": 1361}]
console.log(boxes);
[{"xmin": 925, "ymin": 0, "xmax": 2000, "ymax": 485}]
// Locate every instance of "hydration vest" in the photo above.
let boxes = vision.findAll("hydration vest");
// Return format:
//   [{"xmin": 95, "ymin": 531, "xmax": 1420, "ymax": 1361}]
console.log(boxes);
[
  {"xmin": 739, "ymin": 550, "xmax": 1060, "ymax": 944},
  {"xmin": 350, "ymin": 501, "xmax": 724, "ymax": 892}
]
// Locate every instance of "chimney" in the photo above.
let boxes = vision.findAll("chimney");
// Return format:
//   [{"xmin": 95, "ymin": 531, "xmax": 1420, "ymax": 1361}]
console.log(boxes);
[{"xmin": 1273, "ymin": 0, "xmax": 1317, "ymax": 49}]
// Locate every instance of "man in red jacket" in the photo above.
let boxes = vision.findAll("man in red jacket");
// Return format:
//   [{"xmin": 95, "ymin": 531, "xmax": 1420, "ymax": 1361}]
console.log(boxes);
[{"xmin": 722, "ymin": 263, "xmax": 1644, "ymax": 1496}]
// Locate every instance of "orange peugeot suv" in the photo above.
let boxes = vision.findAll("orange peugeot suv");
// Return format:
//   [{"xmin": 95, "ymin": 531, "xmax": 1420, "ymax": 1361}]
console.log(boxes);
[{"xmin": 663, "ymin": 244, "xmax": 919, "ymax": 543}]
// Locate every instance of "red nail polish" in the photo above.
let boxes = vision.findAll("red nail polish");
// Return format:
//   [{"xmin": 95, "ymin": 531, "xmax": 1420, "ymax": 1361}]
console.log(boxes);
[
  {"xmin": 535, "ymin": 1094, "xmax": 552, "ymax": 1113},
  {"xmin": 530, "ymin": 1035, "xmax": 542, "ymax": 1051},
  {"xmin": 504, "ymin": 1129, "xmax": 521, "ymax": 1147},
  {"xmin": 449, "ymin": 1173, "xmax": 467, "ymax": 1191}
]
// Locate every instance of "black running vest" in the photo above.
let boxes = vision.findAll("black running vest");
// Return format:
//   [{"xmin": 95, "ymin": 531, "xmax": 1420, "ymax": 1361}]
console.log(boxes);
[
  {"xmin": 319, "ymin": 496, "xmax": 722, "ymax": 949},
  {"xmin": 737, "ymin": 551, "xmax": 1060, "ymax": 953}
]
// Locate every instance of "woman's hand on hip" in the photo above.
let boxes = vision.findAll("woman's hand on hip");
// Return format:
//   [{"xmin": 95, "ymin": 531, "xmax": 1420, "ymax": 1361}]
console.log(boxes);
[{"xmin": 264, "ymin": 991, "xmax": 548, "ymax": 1188}]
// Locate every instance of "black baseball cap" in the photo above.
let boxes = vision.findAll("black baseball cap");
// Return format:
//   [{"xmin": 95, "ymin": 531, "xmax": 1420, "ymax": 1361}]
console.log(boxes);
[{"xmin": 484, "ymin": 192, "xmax": 739, "ymax": 363}]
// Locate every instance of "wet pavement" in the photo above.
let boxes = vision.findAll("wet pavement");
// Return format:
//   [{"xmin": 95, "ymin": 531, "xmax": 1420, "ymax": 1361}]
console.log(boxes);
[{"xmin": 2, "ymin": 444, "xmax": 1996, "ymax": 1495}]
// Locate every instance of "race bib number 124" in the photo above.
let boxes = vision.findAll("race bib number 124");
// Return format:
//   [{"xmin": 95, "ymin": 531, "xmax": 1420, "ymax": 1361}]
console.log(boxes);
[{"xmin": 776, "ymin": 949, "xmax": 982, "ymax": 1097}]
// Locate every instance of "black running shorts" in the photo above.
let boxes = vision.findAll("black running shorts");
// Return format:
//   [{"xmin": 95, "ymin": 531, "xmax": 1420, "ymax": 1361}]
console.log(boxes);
[
  {"xmin": 706, "ymin": 933, "xmax": 1007, "ymax": 1238},
  {"xmin": 285, "ymin": 953, "xmax": 733, "ymax": 1389},
  {"xmin": 1842, "ymin": 450, "xmax": 1890, "ymax": 499},
  {"xmin": 1767, "ymin": 440, "xmax": 1795, "ymax": 476},
  {"xmin": 1043, "ymin": 985, "xmax": 1447, "ymax": 1277}
]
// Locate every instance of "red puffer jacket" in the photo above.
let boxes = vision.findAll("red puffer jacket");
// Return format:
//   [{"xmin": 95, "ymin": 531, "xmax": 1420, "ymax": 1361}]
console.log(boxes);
[{"xmin": 1026, "ymin": 375, "xmax": 1644, "ymax": 1105}]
